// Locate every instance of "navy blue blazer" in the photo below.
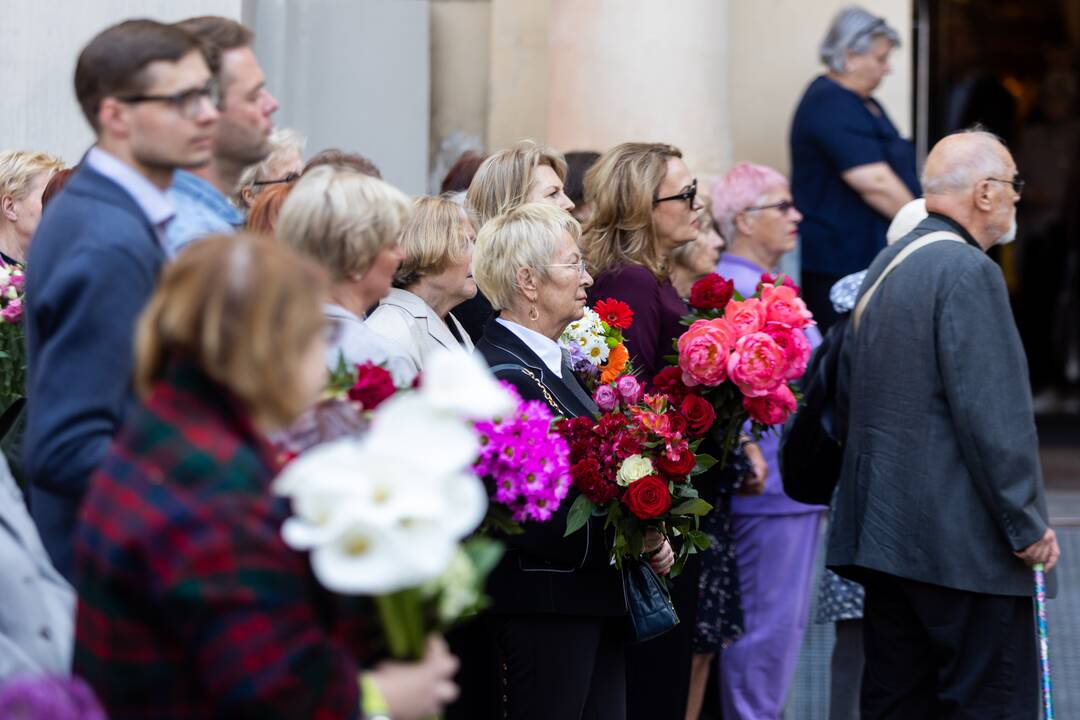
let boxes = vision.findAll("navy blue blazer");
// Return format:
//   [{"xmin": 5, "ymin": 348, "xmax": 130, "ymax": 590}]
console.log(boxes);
[
  {"xmin": 24, "ymin": 161, "xmax": 165, "ymax": 578},
  {"xmin": 475, "ymin": 318, "xmax": 626, "ymax": 617}
]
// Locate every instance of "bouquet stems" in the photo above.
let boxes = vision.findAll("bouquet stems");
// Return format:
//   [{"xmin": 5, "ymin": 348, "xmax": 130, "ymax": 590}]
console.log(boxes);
[{"xmin": 375, "ymin": 589, "xmax": 426, "ymax": 660}]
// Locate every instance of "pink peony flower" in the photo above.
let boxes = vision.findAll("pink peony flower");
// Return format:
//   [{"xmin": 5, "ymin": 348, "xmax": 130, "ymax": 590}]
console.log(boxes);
[
  {"xmin": 726, "ymin": 331, "xmax": 788, "ymax": 397},
  {"xmin": 677, "ymin": 318, "xmax": 737, "ymax": 387},
  {"xmin": 594, "ymin": 384, "xmax": 619, "ymax": 412},
  {"xmin": 724, "ymin": 298, "xmax": 767, "ymax": 337},
  {"xmin": 760, "ymin": 285, "xmax": 814, "ymax": 329},
  {"xmin": 743, "ymin": 383, "xmax": 798, "ymax": 425},
  {"xmin": 765, "ymin": 323, "xmax": 812, "ymax": 380},
  {"xmin": 615, "ymin": 375, "xmax": 642, "ymax": 405},
  {"xmin": 1, "ymin": 298, "xmax": 23, "ymax": 324}
]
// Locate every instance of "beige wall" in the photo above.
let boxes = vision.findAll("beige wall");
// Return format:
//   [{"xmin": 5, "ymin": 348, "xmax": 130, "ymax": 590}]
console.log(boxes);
[
  {"xmin": 486, "ymin": 0, "xmax": 553, "ymax": 150},
  {"xmin": 431, "ymin": 0, "xmax": 492, "ymax": 153},
  {"xmin": 0, "ymin": 0, "xmax": 242, "ymax": 163},
  {"xmin": 729, "ymin": 0, "xmax": 914, "ymax": 174},
  {"xmin": 545, "ymin": 0, "xmax": 732, "ymax": 177}
]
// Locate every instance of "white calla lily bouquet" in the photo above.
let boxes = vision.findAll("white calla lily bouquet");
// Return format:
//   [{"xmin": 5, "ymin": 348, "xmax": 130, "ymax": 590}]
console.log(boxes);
[{"xmin": 273, "ymin": 351, "xmax": 515, "ymax": 658}]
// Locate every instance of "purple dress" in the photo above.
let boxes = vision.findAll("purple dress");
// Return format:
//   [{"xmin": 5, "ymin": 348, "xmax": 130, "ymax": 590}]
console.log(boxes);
[{"xmin": 715, "ymin": 253, "xmax": 826, "ymax": 719}]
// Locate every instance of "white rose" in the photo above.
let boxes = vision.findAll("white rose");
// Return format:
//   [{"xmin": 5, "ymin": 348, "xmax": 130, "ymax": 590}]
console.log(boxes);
[{"xmin": 616, "ymin": 454, "xmax": 654, "ymax": 486}]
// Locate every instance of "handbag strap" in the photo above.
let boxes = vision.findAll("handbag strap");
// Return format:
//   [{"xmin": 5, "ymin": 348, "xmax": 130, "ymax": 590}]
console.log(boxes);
[{"xmin": 852, "ymin": 231, "xmax": 965, "ymax": 332}]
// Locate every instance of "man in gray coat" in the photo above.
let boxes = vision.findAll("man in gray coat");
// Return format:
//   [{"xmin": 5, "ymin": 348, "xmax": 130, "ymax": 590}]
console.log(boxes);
[{"xmin": 829, "ymin": 129, "xmax": 1060, "ymax": 718}]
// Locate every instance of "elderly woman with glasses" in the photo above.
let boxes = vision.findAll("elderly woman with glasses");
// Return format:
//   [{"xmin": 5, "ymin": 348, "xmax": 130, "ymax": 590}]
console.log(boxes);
[
  {"xmin": 276, "ymin": 166, "xmax": 415, "ymax": 385},
  {"xmin": 790, "ymin": 5, "xmax": 919, "ymax": 332},
  {"xmin": 472, "ymin": 202, "xmax": 673, "ymax": 720},
  {"xmin": 710, "ymin": 162, "xmax": 827, "ymax": 720},
  {"xmin": 365, "ymin": 196, "xmax": 477, "ymax": 374}
]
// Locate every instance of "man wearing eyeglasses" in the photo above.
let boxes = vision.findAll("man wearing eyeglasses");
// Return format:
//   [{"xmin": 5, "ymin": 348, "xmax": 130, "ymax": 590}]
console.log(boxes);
[
  {"xmin": 24, "ymin": 20, "xmax": 219, "ymax": 578},
  {"xmin": 164, "ymin": 16, "xmax": 280, "ymax": 258},
  {"xmin": 829, "ymin": 129, "xmax": 1058, "ymax": 717}
]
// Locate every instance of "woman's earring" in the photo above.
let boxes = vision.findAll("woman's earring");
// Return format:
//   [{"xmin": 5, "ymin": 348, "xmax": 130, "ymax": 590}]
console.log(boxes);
[{"xmin": 529, "ymin": 304, "xmax": 540, "ymax": 322}]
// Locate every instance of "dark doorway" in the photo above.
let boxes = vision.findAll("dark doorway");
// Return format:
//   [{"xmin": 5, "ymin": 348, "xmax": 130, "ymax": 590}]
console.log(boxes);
[{"xmin": 916, "ymin": 0, "xmax": 1080, "ymax": 419}]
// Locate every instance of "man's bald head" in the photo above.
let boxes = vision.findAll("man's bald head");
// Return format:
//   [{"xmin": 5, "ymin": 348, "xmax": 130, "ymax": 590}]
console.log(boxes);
[
  {"xmin": 921, "ymin": 130, "xmax": 1012, "ymax": 197},
  {"xmin": 921, "ymin": 129, "xmax": 1019, "ymax": 250}
]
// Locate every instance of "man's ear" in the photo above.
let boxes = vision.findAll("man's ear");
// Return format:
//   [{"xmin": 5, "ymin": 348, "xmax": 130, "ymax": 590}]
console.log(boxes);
[
  {"xmin": 98, "ymin": 97, "xmax": 132, "ymax": 141},
  {"xmin": 972, "ymin": 179, "xmax": 994, "ymax": 212}
]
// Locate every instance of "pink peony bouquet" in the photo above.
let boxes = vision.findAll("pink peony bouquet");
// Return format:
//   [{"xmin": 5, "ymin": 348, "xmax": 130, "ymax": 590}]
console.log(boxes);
[
  {"xmin": 474, "ymin": 382, "xmax": 572, "ymax": 530},
  {"xmin": 0, "ymin": 260, "xmax": 27, "ymax": 411},
  {"xmin": 668, "ymin": 272, "xmax": 814, "ymax": 456}
]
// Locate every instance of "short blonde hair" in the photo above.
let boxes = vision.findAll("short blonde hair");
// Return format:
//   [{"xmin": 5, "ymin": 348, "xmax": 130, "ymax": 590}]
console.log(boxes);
[
  {"xmin": 276, "ymin": 166, "xmax": 412, "ymax": 282},
  {"xmin": 135, "ymin": 233, "xmax": 328, "ymax": 428},
  {"xmin": 0, "ymin": 150, "xmax": 64, "ymax": 200},
  {"xmin": 394, "ymin": 195, "xmax": 476, "ymax": 288},
  {"xmin": 236, "ymin": 128, "xmax": 305, "ymax": 189},
  {"xmin": 465, "ymin": 140, "xmax": 568, "ymax": 226},
  {"xmin": 473, "ymin": 203, "xmax": 581, "ymax": 311},
  {"xmin": 582, "ymin": 142, "xmax": 682, "ymax": 279}
]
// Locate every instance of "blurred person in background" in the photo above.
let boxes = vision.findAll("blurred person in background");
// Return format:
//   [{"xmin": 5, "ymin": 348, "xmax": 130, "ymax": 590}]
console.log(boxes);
[
  {"xmin": 303, "ymin": 148, "xmax": 382, "ymax": 178},
  {"xmin": 165, "ymin": 16, "xmax": 278, "ymax": 257},
  {"xmin": 452, "ymin": 140, "xmax": 575, "ymax": 343},
  {"xmin": 276, "ymin": 166, "xmax": 415, "ymax": 385},
  {"xmin": 440, "ymin": 150, "xmax": 486, "ymax": 201},
  {"xmin": 790, "ymin": 6, "xmax": 918, "ymax": 332},
  {"xmin": 235, "ymin": 127, "xmax": 305, "ymax": 209},
  {"xmin": 564, "ymin": 150, "xmax": 601, "ymax": 224},
  {"xmin": 366, "ymin": 196, "xmax": 477, "ymax": 374},
  {"xmin": 244, "ymin": 179, "xmax": 295, "ymax": 236},
  {"xmin": 0, "ymin": 151, "xmax": 64, "ymax": 265},
  {"xmin": 40, "ymin": 167, "xmax": 76, "ymax": 209}
]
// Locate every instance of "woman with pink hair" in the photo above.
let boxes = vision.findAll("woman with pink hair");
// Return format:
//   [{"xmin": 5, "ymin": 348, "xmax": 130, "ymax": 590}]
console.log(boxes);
[{"xmin": 709, "ymin": 162, "xmax": 827, "ymax": 719}]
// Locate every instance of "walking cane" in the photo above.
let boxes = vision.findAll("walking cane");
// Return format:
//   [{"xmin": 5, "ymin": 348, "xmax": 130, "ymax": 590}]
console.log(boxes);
[{"xmin": 1034, "ymin": 563, "xmax": 1054, "ymax": 719}]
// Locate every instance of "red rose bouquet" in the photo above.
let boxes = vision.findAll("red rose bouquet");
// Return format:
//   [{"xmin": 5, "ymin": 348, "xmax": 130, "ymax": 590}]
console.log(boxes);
[
  {"xmin": 559, "ymin": 373, "xmax": 715, "ymax": 575},
  {"xmin": 667, "ymin": 272, "xmax": 814, "ymax": 457}
]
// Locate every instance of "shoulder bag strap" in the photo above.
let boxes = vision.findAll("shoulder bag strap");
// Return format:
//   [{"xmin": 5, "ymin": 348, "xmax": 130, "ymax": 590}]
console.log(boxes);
[{"xmin": 852, "ymin": 231, "xmax": 966, "ymax": 332}]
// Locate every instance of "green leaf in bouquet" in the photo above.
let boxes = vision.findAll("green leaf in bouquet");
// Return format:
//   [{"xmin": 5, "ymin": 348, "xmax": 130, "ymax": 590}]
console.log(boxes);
[
  {"xmin": 687, "ymin": 529, "xmax": 713, "ymax": 551},
  {"xmin": 691, "ymin": 453, "xmax": 718, "ymax": 476},
  {"xmin": 669, "ymin": 498, "xmax": 714, "ymax": 517},
  {"xmin": 480, "ymin": 505, "xmax": 525, "ymax": 536},
  {"xmin": 563, "ymin": 493, "xmax": 596, "ymax": 537},
  {"xmin": 463, "ymin": 536, "xmax": 506, "ymax": 579}
]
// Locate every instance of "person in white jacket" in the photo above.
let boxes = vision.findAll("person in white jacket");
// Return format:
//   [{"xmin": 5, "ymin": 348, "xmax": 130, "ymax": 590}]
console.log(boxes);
[{"xmin": 0, "ymin": 451, "xmax": 74, "ymax": 680}]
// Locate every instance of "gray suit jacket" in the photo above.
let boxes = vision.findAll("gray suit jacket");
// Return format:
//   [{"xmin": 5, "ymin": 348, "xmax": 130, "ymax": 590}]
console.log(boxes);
[
  {"xmin": 827, "ymin": 213, "xmax": 1054, "ymax": 597},
  {"xmin": 0, "ymin": 453, "xmax": 75, "ymax": 679}
]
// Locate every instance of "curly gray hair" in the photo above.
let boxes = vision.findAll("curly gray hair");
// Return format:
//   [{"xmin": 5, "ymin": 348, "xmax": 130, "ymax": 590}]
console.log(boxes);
[{"xmin": 819, "ymin": 6, "xmax": 901, "ymax": 74}]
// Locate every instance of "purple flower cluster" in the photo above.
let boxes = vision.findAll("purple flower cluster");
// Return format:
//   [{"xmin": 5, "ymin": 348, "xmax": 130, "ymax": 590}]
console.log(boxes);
[
  {"xmin": 0, "ymin": 675, "xmax": 106, "ymax": 720},
  {"xmin": 474, "ymin": 385, "xmax": 571, "ymax": 522},
  {"xmin": 566, "ymin": 343, "xmax": 600, "ymax": 379}
]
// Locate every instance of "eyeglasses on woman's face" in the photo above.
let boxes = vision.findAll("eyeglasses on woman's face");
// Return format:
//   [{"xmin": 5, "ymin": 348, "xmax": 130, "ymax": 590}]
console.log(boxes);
[
  {"xmin": 654, "ymin": 178, "xmax": 698, "ymax": 208},
  {"xmin": 542, "ymin": 259, "xmax": 589, "ymax": 277},
  {"xmin": 252, "ymin": 172, "xmax": 300, "ymax": 188},
  {"xmin": 744, "ymin": 199, "xmax": 798, "ymax": 214}
]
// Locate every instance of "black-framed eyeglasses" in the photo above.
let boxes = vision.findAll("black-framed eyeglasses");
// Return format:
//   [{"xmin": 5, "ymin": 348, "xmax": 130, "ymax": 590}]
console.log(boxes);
[
  {"xmin": 985, "ymin": 175, "xmax": 1025, "ymax": 197},
  {"xmin": 654, "ymin": 178, "xmax": 698, "ymax": 207},
  {"xmin": 117, "ymin": 79, "xmax": 220, "ymax": 120},
  {"xmin": 744, "ymin": 199, "xmax": 798, "ymax": 214},
  {"xmin": 251, "ymin": 172, "xmax": 300, "ymax": 188}
]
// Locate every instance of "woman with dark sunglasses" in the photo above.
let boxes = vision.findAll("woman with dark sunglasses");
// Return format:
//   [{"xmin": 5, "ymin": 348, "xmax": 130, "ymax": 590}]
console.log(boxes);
[{"xmin": 581, "ymin": 143, "xmax": 712, "ymax": 719}]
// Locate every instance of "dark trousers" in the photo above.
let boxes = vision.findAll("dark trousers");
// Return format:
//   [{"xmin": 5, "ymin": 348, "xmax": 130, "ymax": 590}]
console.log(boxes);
[
  {"xmin": 861, "ymin": 571, "xmax": 1038, "ymax": 719},
  {"xmin": 497, "ymin": 615, "xmax": 626, "ymax": 720},
  {"xmin": 800, "ymin": 270, "xmax": 845, "ymax": 334}
]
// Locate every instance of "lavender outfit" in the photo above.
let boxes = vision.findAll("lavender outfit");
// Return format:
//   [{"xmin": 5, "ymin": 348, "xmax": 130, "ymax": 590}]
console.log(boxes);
[{"xmin": 716, "ymin": 254, "xmax": 826, "ymax": 719}]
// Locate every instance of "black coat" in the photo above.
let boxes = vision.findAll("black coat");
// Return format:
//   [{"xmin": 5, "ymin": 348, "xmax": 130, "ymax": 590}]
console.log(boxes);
[{"xmin": 475, "ymin": 318, "xmax": 626, "ymax": 617}]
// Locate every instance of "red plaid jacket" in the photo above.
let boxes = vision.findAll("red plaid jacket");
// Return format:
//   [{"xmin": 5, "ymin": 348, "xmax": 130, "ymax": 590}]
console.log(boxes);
[{"xmin": 74, "ymin": 362, "xmax": 375, "ymax": 719}]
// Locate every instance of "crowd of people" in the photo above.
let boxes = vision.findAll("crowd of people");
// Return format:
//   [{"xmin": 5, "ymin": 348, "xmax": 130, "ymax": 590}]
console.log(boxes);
[{"xmin": 0, "ymin": 5, "xmax": 1061, "ymax": 720}]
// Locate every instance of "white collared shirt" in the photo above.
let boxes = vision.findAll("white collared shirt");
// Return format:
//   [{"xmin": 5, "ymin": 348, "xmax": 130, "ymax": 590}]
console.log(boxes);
[
  {"xmin": 496, "ymin": 318, "xmax": 563, "ymax": 378},
  {"xmin": 85, "ymin": 146, "xmax": 176, "ymax": 242}
]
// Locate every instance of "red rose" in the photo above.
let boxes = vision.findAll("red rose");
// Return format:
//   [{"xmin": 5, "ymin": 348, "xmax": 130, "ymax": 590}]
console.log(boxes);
[
  {"xmin": 667, "ymin": 412, "xmax": 687, "ymax": 438},
  {"xmin": 689, "ymin": 274, "xmax": 735, "ymax": 311},
  {"xmin": 621, "ymin": 475, "xmax": 672, "ymax": 519},
  {"xmin": 572, "ymin": 457, "xmax": 619, "ymax": 504},
  {"xmin": 656, "ymin": 448, "xmax": 697, "ymax": 478},
  {"xmin": 613, "ymin": 431, "xmax": 643, "ymax": 459},
  {"xmin": 651, "ymin": 366, "xmax": 689, "ymax": 403},
  {"xmin": 679, "ymin": 394, "xmax": 716, "ymax": 437},
  {"xmin": 594, "ymin": 298, "xmax": 634, "ymax": 330},
  {"xmin": 347, "ymin": 363, "xmax": 396, "ymax": 410}
]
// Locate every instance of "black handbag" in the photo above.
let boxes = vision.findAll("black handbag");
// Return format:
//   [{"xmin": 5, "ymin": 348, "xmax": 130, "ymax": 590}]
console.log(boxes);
[
  {"xmin": 622, "ymin": 560, "xmax": 679, "ymax": 643},
  {"xmin": 780, "ymin": 318, "xmax": 845, "ymax": 506}
]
